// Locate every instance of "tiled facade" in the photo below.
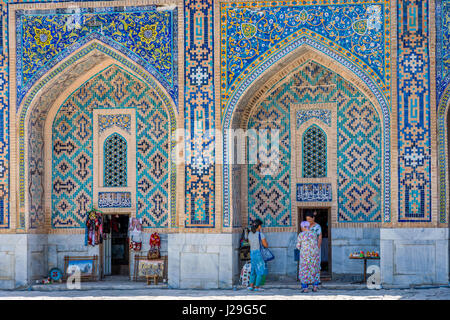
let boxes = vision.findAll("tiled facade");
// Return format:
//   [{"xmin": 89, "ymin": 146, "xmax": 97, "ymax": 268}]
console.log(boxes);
[{"xmin": 0, "ymin": 0, "xmax": 448, "ymax": 289}]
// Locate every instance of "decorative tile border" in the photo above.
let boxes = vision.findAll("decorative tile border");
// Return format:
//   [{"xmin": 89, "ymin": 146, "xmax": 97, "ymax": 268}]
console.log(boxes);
[
  {"xmin": 436, "ymin": 0, "xmax": 449, "ymax": 224},
  {"xmin": 296, "ymin": 183, "xmax": 332, "ymax": 202},
  {"xmin": 183, "ymin": 0, "xmax": 216, "ymax": 228},
  {"xmin": 297, "ymin": 109, "xmax": 331, "ymax": 128},
  {"xmin": 98, "ymin": 114, "xmax": 131, "ymax": 135},
  {"xmin": 0, "ymin": 1, "xmax": 9, "ymax": 229},
  {"xmin": 98, "ymin": 192, "xmax": 132, "ymax": 208},
  {"xmin": 397, "ymin": 0, "xmax": 432, "ymax": 222}
]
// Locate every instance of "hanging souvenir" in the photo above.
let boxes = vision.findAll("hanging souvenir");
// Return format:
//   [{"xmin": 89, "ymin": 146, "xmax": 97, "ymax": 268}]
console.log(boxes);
[
  {"xmin": 85, "ymin": 207, "xmax": 103, "ymax": 246},
  {"xmin": 148, "ymin": 232, "xmax": 161, "ymax": 259},
  {"xmin": 128, "ymin": 217, "xmax": 143, "ymax": 251}
]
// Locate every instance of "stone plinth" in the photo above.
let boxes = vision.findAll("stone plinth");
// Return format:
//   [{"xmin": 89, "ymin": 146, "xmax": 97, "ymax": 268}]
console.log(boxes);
[
  {"xmin": 380, "ymin": 228, "xmax": 449, "ymax": 286},
  {"xmin": 168, "ymin": 233, "xmax": 240, "ymax": 289}
]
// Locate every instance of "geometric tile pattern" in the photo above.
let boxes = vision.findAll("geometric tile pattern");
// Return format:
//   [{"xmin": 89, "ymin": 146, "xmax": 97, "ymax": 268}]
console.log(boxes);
[
  {"xmin": 18, "ymin": 41, "xmax": 177, "ymax": 219},
  {"xmin": 184, "ymin": 0, "xmax": 216, "ymax": 228},
  {"xmin": 103, "ymin": 133, "xmax": 127, "ymax": 188},
  {"xmin": 52, "ymin": 90, "xmax": 93, "ymax": 228},
  {"xmin": 297, "ymin": 109, "xmax": 331, "ymax": 128},
  {"xmin": 247, "ymin": 60, "xmax": 382, "ymax": 225},
  {"xmin": 136, "ymin": 88, "xmax": 170, "ymax": 228},
  {"xmin": 337, "ymin": 86, "xmax": 382, "ymax": 222},
  {"xmin": 302, "ymin": 125, "xmax": 327, "ymax": 178},
  {"xmin": 221, "ymin": 5, "xmax": 392, "ymax": 227},
  {"xmin": 16, "ymin": 6, "xmax": 178, "ymax": 107},
  {"xmin": 0, "ymin": 2, "xmax": 9, "ymax": 229},
  {"xmin": 51, "ymin": 65, "xmax": 170, "ymax": 228},
  {"xmin": 98, "ymin": 114, "xmax": 131, "ymax": 135},
  {"xmin": 247, "ymin": 92, "xmax": 291, "ymax": 227},
  {"xmin": 220, "ymin": 0, "xmax": 390, "ymax": 117},
  {"xmin": 397, "ymin": 0, "xmax": 432, "ymax": 222}
]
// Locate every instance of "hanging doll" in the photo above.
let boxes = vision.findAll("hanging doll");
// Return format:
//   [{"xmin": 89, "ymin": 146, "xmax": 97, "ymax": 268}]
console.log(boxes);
[
  {"xmin": 148, "ymin": 232, "xmax": 161, "ymax": 259},
  {"xmin": 128, "ymin": 217, "xmax": 143, "ymax": 251}
]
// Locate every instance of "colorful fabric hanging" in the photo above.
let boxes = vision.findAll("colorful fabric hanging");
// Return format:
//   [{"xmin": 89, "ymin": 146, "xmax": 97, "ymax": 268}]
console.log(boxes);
[
  {"xmin": 128, "ymin": 217, "xmax": 143, "ymax": 251},
  {"xmin": 85, "ymin": 209, "xmax": 103, "ymax": 246}
]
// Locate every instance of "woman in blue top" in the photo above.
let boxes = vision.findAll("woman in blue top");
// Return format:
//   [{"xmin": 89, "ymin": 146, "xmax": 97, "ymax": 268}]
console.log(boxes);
[{"xmin": 245, "ymin": 219, "xmax": 269, "ymax": 292}]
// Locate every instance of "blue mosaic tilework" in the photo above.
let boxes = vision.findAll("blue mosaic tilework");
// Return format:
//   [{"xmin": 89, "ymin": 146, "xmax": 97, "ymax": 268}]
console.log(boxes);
[
  {"xmin": 302, "ymin": 124, "xmax": 327, "ymax": 178},
  {"xmin": 0, "ymin": 4, "xmax": 2, "ymax": 53},
  {"xmin": 136, "ymin": 88, "xmax": 170, "ymax": 228},
  {"xmin": 0, "ymin": 1, "xmax": 8, "ymax": 229},
  {"xmin": 103, "ymin": 133, "xmax": 127, "ymax": 188},
  {"xmin": 397, "ymin": 0, "xmax": 432, "ymax": 222},
  {"xmin": 15, "ymin": 6, "xmax": 178, "ymax": 108},
  {"xmin": 297, "ymin": 109, "xmax": 331, "ymax": 128},
  {"xmin": 19, "ymin": 41, "xmax": 177, "ymax": 224},
  {"xmin": 98, "ymin": 114, "xmax": 131, "ymax": 135},
  {"xmin": 51, "ymin": 65, "xmax": 171, "ymax": 228},
  {"xmin": 220, "ymin": 0, "xmax": 391, "ymax": 118},
  {"xmin": 436, "ymin": 0, "xmax": 449, "ymax": 224},
  {"xmin": 222, "ymin": 32, "xmax": 392, "ymax": 228},
  {"xmin": 337, "ymin": 81, "xmax": 382, "ymax": 222},
  {"xmin": 247, "ymin": 60, "xmax": 382, "ymax": 225},
  {"xmin": 52, "ymin": 88, "xmax": 93, "ymax": 227},
  {"xmin": 437, "ymin": 0, "xmax": 450, "ymax": 102},
  {"xmin": 98, "ymin": 192, "xmax": 132, "ymax": 208},
  {"xmin": 247, "ymin": 92, "xmax": 291, "ymax": 227},
  {"xmin": 297, "ymin": 183, "xmax": 332, "ymax": 202},
  {"xmin": 184, "ymin": 0, "xmax": 216, "ymax": 228}
]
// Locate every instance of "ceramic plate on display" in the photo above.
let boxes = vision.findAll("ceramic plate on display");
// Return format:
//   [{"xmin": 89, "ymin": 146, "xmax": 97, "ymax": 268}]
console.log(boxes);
[{"xmin": 48, "ymin": 268, "xmax": 63, "ymax": 281}]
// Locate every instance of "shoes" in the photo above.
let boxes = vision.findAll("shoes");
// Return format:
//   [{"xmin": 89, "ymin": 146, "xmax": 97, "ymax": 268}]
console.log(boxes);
[
  {"xmin": 253, "ymin": 288, "xmax": 264, "ymax": 292},
  {"xmin": 302, "ymin": 288, "xmax": 309, "ymax": 293},
  {"xmin": 313, "ymin": 286, "xmax": 318, "ymax": 292},
  {"xmin": 247, "ymin": 286, "xmax": 254, "ymax": 291}
]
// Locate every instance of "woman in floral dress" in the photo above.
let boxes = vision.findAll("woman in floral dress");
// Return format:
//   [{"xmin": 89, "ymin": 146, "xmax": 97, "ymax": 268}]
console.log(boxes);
[{"xmin": 296, "ymin": 221, "xmax": 320, "ymax": 293}]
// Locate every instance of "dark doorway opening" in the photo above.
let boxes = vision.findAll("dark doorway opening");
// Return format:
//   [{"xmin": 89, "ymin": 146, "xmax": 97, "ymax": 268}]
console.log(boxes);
[
  {"xmin": 298, "ymin": 208, "xmax": 331, "ymax": 281},
  {"xmin": 102, "ymin": 214, "xmax": 130, "ymax": 278}
]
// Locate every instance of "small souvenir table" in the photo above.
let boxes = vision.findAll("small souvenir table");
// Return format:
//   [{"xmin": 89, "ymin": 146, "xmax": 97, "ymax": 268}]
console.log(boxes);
[{"xmin": 349, "ymin": 256, "xmax": 380, "ymax": 283}]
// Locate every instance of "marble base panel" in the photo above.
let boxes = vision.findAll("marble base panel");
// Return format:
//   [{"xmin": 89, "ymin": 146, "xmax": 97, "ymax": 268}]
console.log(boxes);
[
  {"xmin": 263, "ymin": 232, "xmax": 298, "ymax": 281},
  {"xmin": 168, "ymin": 233, "xmax": 240, "ymax": 289},
  {"xmin": 0, "ymin": 234, "xmax": 48, "ymax": 289},
  {"xmin": 0, "ymin": 234, "xmax": 29, "ymax": 289},
  {"xmin": 380, "ymin": 228, "xmax": 449, "ymax": 286},
  {"xmin": 331, "ymin": 228, "xmax": 380, "ymax": 281}
]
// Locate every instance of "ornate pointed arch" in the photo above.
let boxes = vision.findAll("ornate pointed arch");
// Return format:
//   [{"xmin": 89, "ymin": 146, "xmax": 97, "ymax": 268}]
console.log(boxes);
[
  {"xmin": 17, "ymin": 40, "xmax": 177, "ymax": 231},
  {"xmin": 222, "ymin": 40, "xmax": 390, "ymax": 228}
]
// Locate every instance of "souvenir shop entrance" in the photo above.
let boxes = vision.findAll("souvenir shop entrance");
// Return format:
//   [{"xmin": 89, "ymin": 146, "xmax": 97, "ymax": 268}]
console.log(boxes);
[
  {"xmin": 101, "ymin": 214, "xmax": 130, "ymax": 278},
  {"xmin": 298, "ymin": 208, "xmax": 331, "ymax": 280}
]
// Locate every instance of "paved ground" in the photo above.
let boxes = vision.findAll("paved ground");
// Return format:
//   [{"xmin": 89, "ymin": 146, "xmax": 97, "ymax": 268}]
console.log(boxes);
[{"xmin": 0, "ymin": 287, "xmax": 449, "ymax": 300}]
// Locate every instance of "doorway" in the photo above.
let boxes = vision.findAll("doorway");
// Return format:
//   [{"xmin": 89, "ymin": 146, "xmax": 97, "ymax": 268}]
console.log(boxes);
[
  {"xmin": 102, "ymin": 214, "xmax": 130, "ymax": 279},
  {"xmin": 298, "ymin": 208, "xmax": 331, "ymax": 280}
]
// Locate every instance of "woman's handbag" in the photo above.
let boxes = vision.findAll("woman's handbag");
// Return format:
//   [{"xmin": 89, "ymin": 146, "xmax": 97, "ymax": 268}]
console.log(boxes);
[{"xmin": 258, "ymin": 232, "xmax": 275, "ymax": 262}]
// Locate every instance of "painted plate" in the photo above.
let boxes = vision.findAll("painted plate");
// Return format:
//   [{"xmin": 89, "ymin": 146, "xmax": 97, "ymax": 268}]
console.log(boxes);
[{"xmin": 48, "ymin": 268, "xmax": 63, "ymax": 281}]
